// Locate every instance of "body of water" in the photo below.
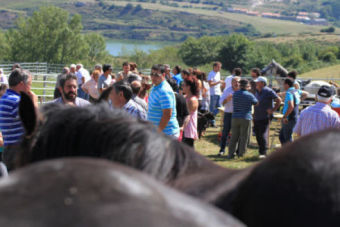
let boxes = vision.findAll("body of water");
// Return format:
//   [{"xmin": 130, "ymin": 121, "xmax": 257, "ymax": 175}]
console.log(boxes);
[{"xmin": 106, "ymin": 39, "xmax": 177, "ymax": 56}]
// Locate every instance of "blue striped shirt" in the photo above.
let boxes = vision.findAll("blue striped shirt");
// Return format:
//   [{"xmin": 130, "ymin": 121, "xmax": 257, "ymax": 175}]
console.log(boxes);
[
  {"xmin": 147, "ymin": 80, "xmax": 179, "ymax": 136},
  {"xmin": 0, "ymin": 89, "xmax": 25, "ymax": 146},
  {"xmin": 232, "ymin": 89, "xmax": 258, "ymax": 120}
]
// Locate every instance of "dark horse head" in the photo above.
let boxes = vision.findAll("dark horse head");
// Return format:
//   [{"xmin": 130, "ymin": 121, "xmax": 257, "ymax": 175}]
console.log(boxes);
[
  {"xmin": 18, "ymin": 92, "xmax": 250, "ymax": 203},
  {"xmin": 0, "ymin": 158, "xmax": 244, "ymax": 227},
  {"xmin": 218, "ymin": 129, "xmax": 340, "ymax": 227}
]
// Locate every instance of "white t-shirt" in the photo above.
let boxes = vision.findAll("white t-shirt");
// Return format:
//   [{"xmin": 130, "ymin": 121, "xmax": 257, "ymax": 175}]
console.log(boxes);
[
  {"xmin": 82, "ymin": 78, "xmax": 99, "ymax": 99},
  {"xmin": 224, "ymin": 75, "xmax": 233, "ymax": 91},
  {"xmin": 76, "ymin": 68, "xmax": 91, "ymax": 85},
  {"xmin": 207, "ymin": 70, "xmax": 221, "ymax": 96}
]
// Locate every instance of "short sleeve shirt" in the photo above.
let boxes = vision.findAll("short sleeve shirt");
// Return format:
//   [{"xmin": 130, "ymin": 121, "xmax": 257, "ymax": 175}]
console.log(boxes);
[
  {"xmin": 147, "ymin": 80, "xmax": 179, "ymax": 136},
  {"xmin": 208, "ymin": 70, "xmax": 221, "ymax": 96},
  {"xmin": 0, "ymin": 89, "xmax": 25, "ymax": 146},
  {"xmin": 98, "ymin": 75, "xmax": 112, "ymax": 92},
  {"xmin": 283, "ymin": 87, "xmax": 299, "ymax": 120},
  {"xmin": 254, "ymin": 86, "xmax": 279, "ymax": 120},
  {"xmin": 232, "ymin": 89, "xmax": 258, "ymax": 120},
  {"xmin": 224, "ymin": 75, "xmax": 233, "ymax": 91},
  {"xmin": 220, "ymin": 87, "xmax": 235, "ymax": 113}
]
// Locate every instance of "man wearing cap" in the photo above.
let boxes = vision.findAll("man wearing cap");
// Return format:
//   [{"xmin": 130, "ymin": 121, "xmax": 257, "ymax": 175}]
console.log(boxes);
[
  {"xmin": 253, "ymin": 76, "xmax": 281, "ymax": 158},
  {"xmin": 228, "ymin": 79, "xmax": 258, "ymax": 159},
  {"xmin": 294, "ymin": 85, "xmax": 340, "ymax": 137}
]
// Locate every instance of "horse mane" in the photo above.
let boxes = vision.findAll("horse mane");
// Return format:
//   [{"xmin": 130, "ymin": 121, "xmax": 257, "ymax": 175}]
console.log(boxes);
[{"xmin": 18, "ymin": 103, "xmax": 216, "ymax": 183}]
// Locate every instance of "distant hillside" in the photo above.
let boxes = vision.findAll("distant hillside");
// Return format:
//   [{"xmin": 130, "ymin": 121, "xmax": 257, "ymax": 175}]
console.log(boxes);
[{"xmin": 0, "ymin": 0, "xmax": 339, "ymax": 41}]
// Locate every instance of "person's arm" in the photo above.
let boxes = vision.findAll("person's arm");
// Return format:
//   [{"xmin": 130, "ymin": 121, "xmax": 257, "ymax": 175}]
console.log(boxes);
[
  {"xmin": 158, "ymin": 109, "xmax": 172, "ymax": 132},
  {"xmin": 268, "ymin": 96, "xmax": 282, "ymax": 115},
  {"xmin": 82, "ymin": 83, "xmax": 88, "ymax": 94},
  {"xmin": 208, "ymin": 80, "xmax": 221, "ymax": 87},
  {"xmin": 300, "ymin": 90, "xmax": 309, "ymax": 101}
]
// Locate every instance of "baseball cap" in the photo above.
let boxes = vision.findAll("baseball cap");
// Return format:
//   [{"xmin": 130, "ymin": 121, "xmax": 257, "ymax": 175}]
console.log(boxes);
[
  {"xmin": 254, "ymin": 76, "xmax": 267, "ymax": 84},
  {"xmin": 318, "ymin": 85, "xmax": 336, "ymax": 98}
]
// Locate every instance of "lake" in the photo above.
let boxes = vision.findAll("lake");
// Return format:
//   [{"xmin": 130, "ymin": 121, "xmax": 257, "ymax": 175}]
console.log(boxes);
[{"xmin": 106, "ymin": 39, "xmax": 177, "ymax": 56}]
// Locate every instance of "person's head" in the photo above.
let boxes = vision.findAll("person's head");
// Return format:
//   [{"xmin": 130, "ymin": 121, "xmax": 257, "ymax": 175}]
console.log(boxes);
[
  {"xmin": 70, "ymin": 64, "xmax": 76, "ymax": 73},
  {"xmin": 122, "ymin": 62, "xmax": 130, "ymax": 73},
  {"xmin": 92, "ymin": 70, "xmax": 101, "ymax": 82},
  {"xmin": 231, "ymin": 76, "xmax": 241, "ymax": 90},
  {"xmin": 8, "ymin": 69, "xmax": 32, "ymax": 93},
  {"xmin": 233, "ymin": 68, "xmax": 242, "ymax": 76},
  {"xmin": 94, "ymin": 64, "xmax": 102, "ymax": 72},
  {"xmin": 151, "ymin": 64, "xmax": 159, "ymax": 74},
  {"xmin": 317, "ymin": 85, "xmax": 336, "ymax": 104},
  {"xmin": 288, "ymin": 70, "xmax": 297, "ymax": 80},
  {"xmin": 76, "ymin": 64, "xmax": 83, "ymax": 71},
  {"xmin": 172, "ymin": 65, "xmax": 181, "ymax": 75},
  {"xmin": 62, "ymin": 67, "xmax": 70, "ymax": 74},
  {"xmin": 59, "ymin": 74, "xmax": 78, "ymax": 102},
  {"xmin": 255, "ymin": 76, "xmax": 268, "ymax": 91},
  {"xmin": 213, "ymin": 62, "xmax": 222, "ymax": 72},
  {"xmin": 250, "ymin": 68, "xmax": 260, "ymax": 79},
  {"xmin": 239, "ymin": 79, "xmax": 249, "ymax": 90},
  {"xmin": 283, "ymin": 78, "xmax": 294, "ymax": 90},
  {"xmin": 150, "ymin": 70, "xmax": 165, "ymax": 86},
  {"xmin": 110, "ymin": 80, "xmax": 133, "ymax": 108},
  {"xmin": 103, "ymin": 64, "xmax": 113, "ymax": 76},
  {"xmin": 183, "ymin": 77, "xmax": 199, "ymax": 97},
  {"xmin": 181, "ymin": 70, "xmax": 190, "ymax": 80},
  {"xmin": 130, "ymin": 62, "xmax": 137, "ymax": 72},
  {"xmin": 12, "ymin": 63, "xmax": 21, "ymax": 71},
  {"xmin": 131, "ymin": 80, "xmax": 142, "ymax": 96},
  {"xmin": 164, "ymin": 64, "xmax": 171, "ymax": 75}
]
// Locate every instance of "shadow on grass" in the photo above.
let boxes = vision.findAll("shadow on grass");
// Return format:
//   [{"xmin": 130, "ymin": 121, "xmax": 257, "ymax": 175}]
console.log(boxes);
[{"xmin": 200, "ymin": 129, "xmax": 221, "ymax": 146}]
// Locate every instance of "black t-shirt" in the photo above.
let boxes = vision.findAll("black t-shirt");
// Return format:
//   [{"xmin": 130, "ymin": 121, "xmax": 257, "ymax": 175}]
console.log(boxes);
[{"xmin": 175, "ymin": 93, "xmax": 189, "ymax": 127}]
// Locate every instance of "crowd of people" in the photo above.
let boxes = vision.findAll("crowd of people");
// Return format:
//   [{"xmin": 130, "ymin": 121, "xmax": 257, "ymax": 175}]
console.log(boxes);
[{"xmin": 0, "ymin": 61, "xmax": 339, "ymax": 172}]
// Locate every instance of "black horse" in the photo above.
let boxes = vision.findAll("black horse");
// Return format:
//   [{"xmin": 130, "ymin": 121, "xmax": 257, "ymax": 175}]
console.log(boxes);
[
  {"xmin": 18, "ymin": 92, "xmax": 251, "ymax": 204},
  {"xmin": 0, "ymin": 158, "xmax": 244, "ymax": 227},
  {"xmin": 18, "ymin": 93, "xmax": 340, "ymax": 226}
]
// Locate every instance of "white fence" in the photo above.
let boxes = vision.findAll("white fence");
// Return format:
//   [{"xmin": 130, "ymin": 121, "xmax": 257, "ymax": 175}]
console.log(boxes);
[{"xmin": 0, "ymin": 62, "xmax": 339, "ymax": 105}]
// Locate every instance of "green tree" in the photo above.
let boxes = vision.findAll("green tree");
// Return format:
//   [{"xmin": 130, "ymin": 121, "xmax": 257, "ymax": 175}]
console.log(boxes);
[
  {"xmin": 0, "ymin": 30, "xmax": 10, "ymax": 61},
  {"xmin": 7, "ymin": 6, "xmax": 88, "ymax": 63},
  {"xmin": 218, "ymin": 34, "xmax": 252, "ymax": 72},
  {"xmin": 84, "ymin": 33, "xmax": 110, "ymax": 64},
  {"xmin": 179, "ymin": 36, "xmax": 225, "ymax": 66}
]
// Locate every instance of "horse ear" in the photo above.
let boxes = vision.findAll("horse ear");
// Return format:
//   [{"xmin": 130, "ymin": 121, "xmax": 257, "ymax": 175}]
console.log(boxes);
[{"xmin": 19, "ymin": 92, "xmax": 37, "ymax": 136}]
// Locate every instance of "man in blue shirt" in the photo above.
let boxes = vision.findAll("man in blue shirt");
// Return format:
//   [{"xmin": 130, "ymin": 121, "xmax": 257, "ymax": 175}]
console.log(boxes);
[
  {"xmin": 228, "ymin": 79, "xmax": 258, "ymax": 159},
  {"xmin": 253, "ymin": 76, "xmax": 281, "ymax": 158},
  {"xmin": 0, "ymin": 69, "xmax": 37, "ymax": 170},
  {"xmin": 148, "ymin": 65, "xmax": 179, "ymax": 137},
  {"xmin": 279, "ymin": 78, "xmax": 300, "ymax": 145}
]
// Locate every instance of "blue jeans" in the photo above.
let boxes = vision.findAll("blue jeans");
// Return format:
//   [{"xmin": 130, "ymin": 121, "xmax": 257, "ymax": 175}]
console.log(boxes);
[
  {"xmin": 209, "ymin": 95, "xmax": 220, "ymax": 125},
  {"xmin": 220, "ymin": 112, "xmax": 232, "ymax": 153},
  {"xmin": 279, "ymin": 119, "xmax": 296, "ymax": 145}
]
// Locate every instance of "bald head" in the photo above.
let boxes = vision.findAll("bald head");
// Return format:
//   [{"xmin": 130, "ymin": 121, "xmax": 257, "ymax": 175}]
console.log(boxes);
[{"xmin": 131, "ymin": 80, "xmax": 142, "ymax": 95}]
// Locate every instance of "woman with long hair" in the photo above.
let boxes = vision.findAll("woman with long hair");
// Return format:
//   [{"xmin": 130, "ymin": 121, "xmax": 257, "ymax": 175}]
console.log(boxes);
[{"xmin": 182, "ymin": 77, "xmax": 199, "ymax": 147}]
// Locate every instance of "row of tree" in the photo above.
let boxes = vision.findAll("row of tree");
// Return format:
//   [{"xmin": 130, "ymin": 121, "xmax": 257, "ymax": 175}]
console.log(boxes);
[
  {"xmin": 178, "ymin": 34, "xmax": 340, "ymax": 73},
  {"xmin": 0, "ymin": 6, "xmax": 112, "ymax": 66}
]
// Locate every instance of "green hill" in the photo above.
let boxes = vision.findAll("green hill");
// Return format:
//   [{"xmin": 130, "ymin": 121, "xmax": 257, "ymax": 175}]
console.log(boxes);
[{"xmin": 0, "ymin": 0, "xmax": 339, "ymax": 41}]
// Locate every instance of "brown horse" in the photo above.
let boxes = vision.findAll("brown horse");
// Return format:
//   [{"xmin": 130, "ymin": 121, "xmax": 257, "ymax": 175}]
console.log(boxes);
[{"xmin": 0, "ymin": 158, "xmax": 244, "ymax": 227}]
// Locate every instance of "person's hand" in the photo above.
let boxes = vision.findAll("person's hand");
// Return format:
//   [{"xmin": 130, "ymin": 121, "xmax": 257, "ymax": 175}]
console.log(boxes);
[
  {"xmin": 282, "ymin": 118, "xmax": 288, "ymax": 124},
  {"xmin": 267, "ymin": 109, "xmax": 273, "ymax": 115}
]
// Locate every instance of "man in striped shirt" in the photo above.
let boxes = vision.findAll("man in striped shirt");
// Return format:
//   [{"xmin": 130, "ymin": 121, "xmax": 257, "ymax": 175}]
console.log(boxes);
[
  {"xmin": 294, "ymin": 85, "xmax": 340, "ymax": 137},
  {"xmin": 109, "ymin": 80, "xmax": 147, "ymax": 120},
  {"xmin": 0, "ymin": 69, "xmax": 37, "ymax": 170},
  {"xmin": 147, "ymin": 65, "xmax": 179, "ymax": 137},
  {"xmin": 228, "ymin": 79, "xmax": 258, "ymax": 158}
]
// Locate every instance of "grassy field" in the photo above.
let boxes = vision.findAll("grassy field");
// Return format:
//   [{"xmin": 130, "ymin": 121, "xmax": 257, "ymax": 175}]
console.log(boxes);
[
  {"xmin": 195, "ymin": 113, "xmax": 282, "ymax": 169},
  {"xmin": 255, "ymin": 34, "xmax": 340, "ymax": 44},
  {"xmin": 300, "ymin": 64, "xmax": 340, "ymax": 79},
  {"xmin": 109, "ymin": 1, "xmax": 339, "ymax": 35}
]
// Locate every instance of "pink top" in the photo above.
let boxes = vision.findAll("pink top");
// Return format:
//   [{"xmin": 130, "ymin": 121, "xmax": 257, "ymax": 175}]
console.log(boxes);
[{"xmin": 184, "ymin": 97, "xmax": 198, "ymax": 140}]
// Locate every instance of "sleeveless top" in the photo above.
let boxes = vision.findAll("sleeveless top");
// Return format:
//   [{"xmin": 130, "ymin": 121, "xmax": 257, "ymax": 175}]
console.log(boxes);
[{"xmin": 184, "ymin": 97, "xmax": 198, "ymax": 140}]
